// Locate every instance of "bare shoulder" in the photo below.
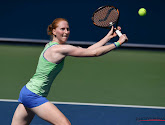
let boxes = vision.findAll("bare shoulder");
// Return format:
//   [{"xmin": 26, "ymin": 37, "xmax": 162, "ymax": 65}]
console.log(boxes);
[{"xmin": 51, "ymin": 44, "xmax": 79, "ymax": 53}]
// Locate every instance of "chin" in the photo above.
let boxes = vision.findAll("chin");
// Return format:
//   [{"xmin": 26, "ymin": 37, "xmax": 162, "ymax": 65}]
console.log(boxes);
[{"xmin": 63, "ymin": 38, "xmax": 68, "ymax": 42}]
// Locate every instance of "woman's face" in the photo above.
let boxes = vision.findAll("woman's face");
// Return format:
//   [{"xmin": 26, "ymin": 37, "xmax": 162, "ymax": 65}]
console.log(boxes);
[{"xmin": 53, "ymin": 21, "xmax": 70, "ymax": 43}]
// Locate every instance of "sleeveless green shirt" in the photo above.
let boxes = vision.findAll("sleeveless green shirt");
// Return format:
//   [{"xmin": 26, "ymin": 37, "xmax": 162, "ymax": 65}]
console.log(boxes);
[{"xmin": 26, "ymin": 42, "xmax": 64, "ymax": 97}]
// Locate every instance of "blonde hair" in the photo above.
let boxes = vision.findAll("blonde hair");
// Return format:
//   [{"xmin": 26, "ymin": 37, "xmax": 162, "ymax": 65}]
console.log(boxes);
[{"xmin": 47, "ymin": 18, "xmax": 69, "ymax": 35}]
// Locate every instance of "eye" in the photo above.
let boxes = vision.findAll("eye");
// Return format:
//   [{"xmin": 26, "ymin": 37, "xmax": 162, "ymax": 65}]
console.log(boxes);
[
  {"xmin": 67, "ymin": 28, "xmax": 70, "ymax": 31},
  {"xmin": 61, "ymin": 28, "xmax": 65, "ymax": 31},
  {"xmin": 60, "ymin": 28, "xmax": 70, "ymax": 32}
]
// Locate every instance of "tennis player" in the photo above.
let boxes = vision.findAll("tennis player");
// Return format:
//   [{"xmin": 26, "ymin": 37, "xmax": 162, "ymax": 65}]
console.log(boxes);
[{"xmin": 11, "ymin": 18, "xmax": 128, "ymax": 125}]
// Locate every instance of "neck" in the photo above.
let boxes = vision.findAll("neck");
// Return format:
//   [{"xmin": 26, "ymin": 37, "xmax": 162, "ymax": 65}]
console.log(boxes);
[
  {"xmin": 52, "ymin": 37, "xmax": 66, "ymax": 45},
  {"xmin": 52, "ymin": 36, "xmax": 60, "ymax": 44}
]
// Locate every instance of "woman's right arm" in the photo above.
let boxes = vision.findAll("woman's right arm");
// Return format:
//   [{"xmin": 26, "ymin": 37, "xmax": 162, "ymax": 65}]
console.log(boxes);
[{"xmin": 55, "ymin": 34, "xmax": 128, "ymax": 57}]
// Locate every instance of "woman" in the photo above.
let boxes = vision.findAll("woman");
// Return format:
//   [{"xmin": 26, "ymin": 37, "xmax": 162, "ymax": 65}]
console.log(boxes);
[{"xmin": 11, "ymin": 18, "xmax": 128, "ymax": 125}]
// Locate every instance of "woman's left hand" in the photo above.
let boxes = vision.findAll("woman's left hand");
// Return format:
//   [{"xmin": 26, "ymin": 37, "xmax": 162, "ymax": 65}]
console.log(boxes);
[{"xmin": 106, "ymin": 26, "xmax": 121, "ymax": 39}]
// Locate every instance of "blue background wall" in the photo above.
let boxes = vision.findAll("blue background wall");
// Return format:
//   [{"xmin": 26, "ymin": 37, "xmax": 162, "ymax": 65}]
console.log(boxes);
[{"xmin": 0, "ymin": 0, "xmax": 165, "ymax": 45}]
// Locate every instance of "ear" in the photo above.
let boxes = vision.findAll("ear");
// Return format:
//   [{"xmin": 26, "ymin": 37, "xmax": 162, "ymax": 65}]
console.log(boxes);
[{"xmin": 52, "ymin": 29, "xmax": 56, "ymax": 36}]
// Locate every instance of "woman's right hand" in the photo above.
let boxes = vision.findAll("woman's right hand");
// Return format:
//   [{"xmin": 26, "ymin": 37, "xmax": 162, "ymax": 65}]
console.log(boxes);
[{"xmin": 118, "ymin": 34, "xmax": 128, "ymax": 44}]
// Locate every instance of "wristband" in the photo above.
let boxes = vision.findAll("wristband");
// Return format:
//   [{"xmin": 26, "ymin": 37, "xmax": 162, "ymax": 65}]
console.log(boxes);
[
  {"xmin": 118, "ymin": 41, "xmax": 122, "ymax": 45},
  {"xmin": 114, "ymin": 42, "xmax": 120, "ymax": 47}
]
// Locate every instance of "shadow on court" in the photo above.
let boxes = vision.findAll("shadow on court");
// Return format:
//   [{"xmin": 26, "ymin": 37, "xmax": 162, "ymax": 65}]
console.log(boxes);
[{"xmin": 1, "ymin": 100, "xmax": 165, "ymax": 125}]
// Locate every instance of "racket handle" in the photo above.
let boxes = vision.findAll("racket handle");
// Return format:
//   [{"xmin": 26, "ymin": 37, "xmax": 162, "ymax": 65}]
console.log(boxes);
[{"xmin": 115, "ymin": 30, "xmax": 122, "ymax": 37}]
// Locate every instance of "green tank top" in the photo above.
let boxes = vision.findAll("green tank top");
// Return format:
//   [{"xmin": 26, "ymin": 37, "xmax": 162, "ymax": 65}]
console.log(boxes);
[{"xmin": 26, "ymin": 41, "xmax": 64, "ymax": 97}]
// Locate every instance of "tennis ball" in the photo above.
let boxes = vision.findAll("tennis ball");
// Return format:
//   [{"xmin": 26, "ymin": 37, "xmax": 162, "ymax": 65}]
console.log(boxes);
[{"xmin": 138, "ymin": 8, "xmax": 147, "ymax": 16}]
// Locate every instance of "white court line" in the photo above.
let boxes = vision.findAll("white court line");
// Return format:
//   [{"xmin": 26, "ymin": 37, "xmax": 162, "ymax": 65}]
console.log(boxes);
[{"xmin": 0, "ymin": 99, "xmax": 165, "ymax": 109}]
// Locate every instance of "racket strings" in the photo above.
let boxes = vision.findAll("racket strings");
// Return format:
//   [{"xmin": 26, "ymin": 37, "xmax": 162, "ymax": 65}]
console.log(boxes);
[{"xmin": 93, "ymin": 7, "xmax": 119, "ymax": 27}]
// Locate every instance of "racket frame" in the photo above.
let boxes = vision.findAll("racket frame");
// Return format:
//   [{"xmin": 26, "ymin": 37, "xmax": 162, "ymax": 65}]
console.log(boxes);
[{"xmin": 92, "ymin": 5, "xmax": 122, "ymax": 37}]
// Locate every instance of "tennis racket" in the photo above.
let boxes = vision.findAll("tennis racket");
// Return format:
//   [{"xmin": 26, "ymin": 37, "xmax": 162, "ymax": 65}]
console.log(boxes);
[{"xmin": 92, "ymin": 5, "xmax": 122, "ymax": 37}]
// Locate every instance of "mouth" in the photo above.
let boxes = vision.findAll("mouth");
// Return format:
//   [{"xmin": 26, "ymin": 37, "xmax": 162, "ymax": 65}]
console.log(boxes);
[
  {"xmin": 62, "ymin": 35, "xmax": 69, "ymax": 42},
  {"xmin": 62, "ymin": 35, "xmax": 69, "ymax": 38}
]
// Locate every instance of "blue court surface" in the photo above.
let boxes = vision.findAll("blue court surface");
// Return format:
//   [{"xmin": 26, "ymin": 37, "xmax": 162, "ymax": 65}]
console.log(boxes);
[{"xmin": 1, "ymin": 99, "xmax": 165, "ymax": 125}]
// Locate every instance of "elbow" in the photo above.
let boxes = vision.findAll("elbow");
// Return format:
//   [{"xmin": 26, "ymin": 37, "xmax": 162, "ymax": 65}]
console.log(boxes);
[
  {"xmin": 93, "ymin": 50, "xmax": 102, "ymax": 57},
  {"xmin": 95, "ymin": 53, "xmax": 102, "ymax": 57}
]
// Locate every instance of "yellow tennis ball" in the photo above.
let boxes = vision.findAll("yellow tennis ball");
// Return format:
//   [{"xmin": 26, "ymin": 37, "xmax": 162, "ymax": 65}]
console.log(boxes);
[{"xmin": 138, "ymin": 8, "xmax": 147, "ymax": 16}]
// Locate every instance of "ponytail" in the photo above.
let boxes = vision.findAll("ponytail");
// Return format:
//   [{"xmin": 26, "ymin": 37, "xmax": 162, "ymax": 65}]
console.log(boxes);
[{"xmin": 47, "ymin": 24, "xmax": 53, "ymax": 35}]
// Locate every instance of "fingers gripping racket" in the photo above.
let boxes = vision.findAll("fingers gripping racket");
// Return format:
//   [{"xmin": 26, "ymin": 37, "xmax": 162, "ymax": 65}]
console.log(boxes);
[{"xmin": 92, "ymin": 5, "xmax": 122, "ymax": 37}]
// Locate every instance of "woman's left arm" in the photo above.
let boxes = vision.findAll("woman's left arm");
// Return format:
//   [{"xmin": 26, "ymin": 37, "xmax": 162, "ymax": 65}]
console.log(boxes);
[{"xmin": 87, "ymin": 26, "xmax": 121, "ymax": 50}]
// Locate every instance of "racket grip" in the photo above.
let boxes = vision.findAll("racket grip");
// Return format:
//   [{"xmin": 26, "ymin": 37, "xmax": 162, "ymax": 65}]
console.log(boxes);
[{"xmin": 115, "ymin": 30, "xmax": 122, "ymax": 37}]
